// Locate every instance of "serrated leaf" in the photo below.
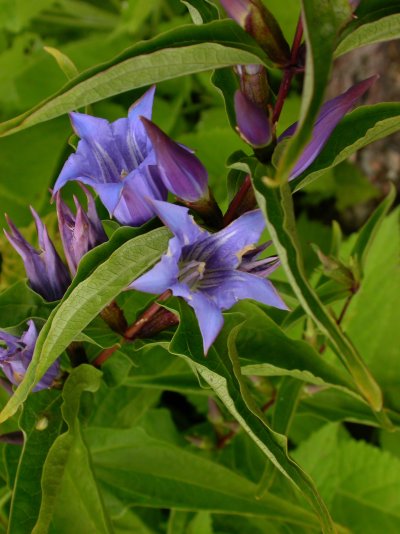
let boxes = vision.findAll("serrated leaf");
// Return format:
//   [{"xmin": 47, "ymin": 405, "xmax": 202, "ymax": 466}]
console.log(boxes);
[
  {"xmin": 294, "ymin": 423, "xmax": 400, "ymax": 533},
  {"xmin": 170, "ymin": 301, "xmax": 335, "ymax": 533},
  {"xmin": 0, "ymin": 21, "xmax": 268, "ymax": 137},
  {"xmin": 335, "ymin": 13, "xmax": 400, "ymax": 56},
  {"xmin": 0, "ymin": 227, "xmax": 170, "ymax": 423},
  {"xmin": 293, "ymin": 104, "xmax": 400, "ymax": 191},
  {"xmin": 32, "ymin": 365, "xmax": 111, "ymax": 534}
]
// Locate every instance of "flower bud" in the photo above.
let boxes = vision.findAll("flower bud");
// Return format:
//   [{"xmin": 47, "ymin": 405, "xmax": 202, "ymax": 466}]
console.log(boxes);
[
  {"xmin": 0, "ymin": 321, "xmax": 60, "ymax": 391},
  {"xmin": 141, "ymin": 117, "xmax": 208, "ymax": 202},
  {"xmin": 234, "ymin": 90, "xmax": 272, "ymax": 148},
  {"xmin": 56, "ymin": 185, "xmax": 107, "ymax": 275},
  {"xmin": 221, "ymin": 0, "xmax": 290, "ymax": 66},
  {"xmin": 4, "ymin": 209, "xmax": 71, "ymax": 301}
]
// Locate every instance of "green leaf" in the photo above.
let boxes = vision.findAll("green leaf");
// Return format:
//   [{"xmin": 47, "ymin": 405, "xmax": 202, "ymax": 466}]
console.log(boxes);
[
  {"xmin": 86, "ymin": 424, "xmax": 319, "ymax": 527},
  {"xmin": 343, "ymin": 208, "xmax": 400, "ymax": 411},
  {"xmin": 253, "ymin": 180, "xmax": 383, "ymax": 413},
  {"xmin": 170, "ymin": 301, "xmax": 335, "ymax": 534},
  {"xmin": 0, "ymin": 21, "xmax": 268, "ymax": 137},
  {"xmin": 43, "ymin": 46, "xmax": 80, "ymax": 81},
  {"xmin": 293, "ymin": 104, "xmax": 400, "ymax": 191},
  {"xmin": 351, "ymin": 184, "xmax": 396, "ymax": 270},
  {"xmin": 32, "ymin": 365, "xmax": 112, "ymax": 534},
  {"xmin": 335, "ymin": 13, "xmax": 400, "ymax": 57},
  {"xmin": 7, "ymin": 390, "xmax": 63, "ymax": 534},
  {"xmin": 0, "ymin": 227, "xmax": 170, "ymax": 423},
  {"xmin": 181, "ymin": 0, "xmax": 219, "ymax": 24},
  {"xmin": 274, "ymin": 0, "xmax": 351, "ymax": 183},
  {"xmin": 235, "ymin": 302, "xmax": 357, "ymax": 397},
  {"xmin": 294, "ymin": 423, "xmax": 400, "ymax": 533},
  {"xmin": 0, "ymin": 281, "xmax": 54, "ymax": 328}
]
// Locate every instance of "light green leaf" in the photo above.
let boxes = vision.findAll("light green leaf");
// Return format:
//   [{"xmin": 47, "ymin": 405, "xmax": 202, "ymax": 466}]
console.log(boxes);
[
  {"xmin": 0, "ymin": 21, "xmax": 268, "ymax": 137},
  {"xmin": 170, "ymin": 301, "xmax": 334, "ymax": 533},
  {"xmin": 293, "ymin": 104, "xmax": 400, "ymax": 192},
  {"xmin": 0, "ymin": 227, "xmax": 170, "ymax": 423},
  {"xmin": 181, "ymin": 0, "xmax": 219, "ymax": 25},
  {"xmin": 32, "ymin": 365, "xmax": 112, "ymax": 534},
  {"xmin": 7, "ymin": 390, "xmax": 63, "ymax": 534},
  {"xmin": 43, "ymin": 46, "xmax": 79, "ymax": 80},
  {"xmin": 335, "ymin": 13, "xmax": 400, "ymax": 56},
  {"xmin": 294, "ymin": 423, "xmax": 400, "ymax": 533}
]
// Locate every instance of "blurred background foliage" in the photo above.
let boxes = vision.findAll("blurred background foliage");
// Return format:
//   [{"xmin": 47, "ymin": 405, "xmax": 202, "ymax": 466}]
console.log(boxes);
[{"xmin": 0, "ymin": 1, "xmax": 399, "ymax": 533}]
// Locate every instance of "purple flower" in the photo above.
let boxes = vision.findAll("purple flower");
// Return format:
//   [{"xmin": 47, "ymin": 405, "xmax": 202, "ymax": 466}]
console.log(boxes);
[
  {"xmin": 0, "ymin": 321, "xmax": 60, "ymax": 391},
  {"xmin": 234, "ymin": 90, "xmax": 272, "ymax": 147},
  {"xmin": 130, "ymin": 201, "xmax": 287, "ymax": 353},
  {"xmin": 280, "ymin": 76, "xmax": 378, "ymax": 180},
  {"xmin": 53, "ymin": 86, "xmax": 167, "ymax": 226},
  {"xmin": 4, "ymin": 209, "xmax": 71, "ymax": 301},
  {"xmin": 141, "ymin": 118, "xmax": 208, "ymax": 202},
  {"xmin": 56, "ymin": 185, "xmax": 107, "ymax": 275}
]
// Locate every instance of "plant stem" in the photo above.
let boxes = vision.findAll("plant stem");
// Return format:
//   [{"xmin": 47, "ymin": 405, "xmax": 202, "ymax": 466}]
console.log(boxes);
[{"xmin": 223, "ymin": 175, "xmax": 254, "ymax": 227}]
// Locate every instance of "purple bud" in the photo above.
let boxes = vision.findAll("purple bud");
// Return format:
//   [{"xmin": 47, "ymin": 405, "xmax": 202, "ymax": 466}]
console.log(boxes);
[
  {"xmin": 4, "ymin": 210, "xmax": 71, "ymax": 301},
  {"xmin": 234, "ymin": 90, "xmax": 272, "ymax": 147},
  {"xmin": 141, "ymin": 118, "xmax": 208, "ymax": 202},
  {"xmin": 0, "ymin": 321, "xmax": 60, "ymax": 391},
  {"xmin": 56, "ymin": 185, "xmax": 107, "ymax": 275},
  {"xmin": 220, "ymin": 0, "xmax": 290, "ymax": 66},
  {"xmin": 279, "ymin": 75, "xmax": 378, "ymax": 180}
]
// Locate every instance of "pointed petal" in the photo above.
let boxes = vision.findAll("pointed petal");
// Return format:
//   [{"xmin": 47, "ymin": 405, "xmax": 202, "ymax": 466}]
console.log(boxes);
[
  {"xmin": 21, "ymin": 320, "xmax": 38, "ymax": 347},
  {"xmin": 151, "ymin": 200, "xmax": 206, "ymax": 245},
  {"xmin": 142, "ymin": 118, "xmax": 208, "ymax": 201},
  {"xmin": 189, "ymin": 291, "xmax": 224, "ymax": 354},
  {"xmin": 187, "ymin": 210, "xmax": 265, "ymax": 268},
  {"xmin": 234, "ymin": 90, "xmax": 272, "ymax": 147},
  {"xmin": 130, "ymin": 254, "xmax": 179, "ymax": 294},
  {"xmin": 203, "ymin": 270, "xmax": 288, "ymax": 311},
  {"xmin": 279, "ymin": 76, "xmax": 378, "ymax": 180}
]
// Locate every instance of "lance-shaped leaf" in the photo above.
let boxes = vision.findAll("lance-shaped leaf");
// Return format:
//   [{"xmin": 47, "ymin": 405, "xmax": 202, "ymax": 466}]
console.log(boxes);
[
  {"xmin": 0, "ymin": 227, "xmax": 170, "ymax": 423},
  {"xmin": 170, "ymin": 301, "xmax": 335, "ymax": 534},
  {"xmin": 0, "ymin": 21, "xmax": 269, "ymax": 137}
]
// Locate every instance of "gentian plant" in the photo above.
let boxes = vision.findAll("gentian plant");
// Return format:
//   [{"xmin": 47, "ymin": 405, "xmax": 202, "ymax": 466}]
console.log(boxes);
[{"xmin": 0, "ymin": 1, "xmax": 399, "ymax": 532}]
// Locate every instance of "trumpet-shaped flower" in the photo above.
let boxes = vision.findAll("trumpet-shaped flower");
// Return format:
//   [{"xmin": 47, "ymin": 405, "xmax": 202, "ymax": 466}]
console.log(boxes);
[
  {"xmin": 141, "ymin": 118, "xmax": 208, "ymax": 202},
  {"xmin": 234, "ymin": 90, "xmax": 272, "ymax": 147},
  {"xmin": 0, "ymin": 321, "xmax": 59, "ymax": 391},
  {"xmin": 280, "ymin": 76, "xmax": 377, "ymax": 180},
  {"xmin": 4, "ymin": 209, "xmax": 71, "ymax": 301},
  {"xmin": 53, "ymin": 86, "xmax": 167, "ymax": 226},
  {"xmin": 130, "ymin": 201, "xmax": 287, "ymax": 353},
  {"xmin": 56, "ymin": 185, "xmax": 107, "ymax": 275}
]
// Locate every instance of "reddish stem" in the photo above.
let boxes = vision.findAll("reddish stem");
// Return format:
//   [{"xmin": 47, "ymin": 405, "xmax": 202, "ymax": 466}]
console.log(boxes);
[
  {"xmin": 272, "ymin": 16, "xmax": 304, "ymax": 124},
  {"xmin": 223, "ymin": 175, "xmax": 252, "ymax": 227}
]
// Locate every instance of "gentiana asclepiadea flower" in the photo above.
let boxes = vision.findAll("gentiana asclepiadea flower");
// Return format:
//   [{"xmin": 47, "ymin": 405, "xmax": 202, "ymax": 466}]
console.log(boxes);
[
  {"xmin": 56, "ymin": 185, "xmax": 107, "ymax": 275},
  {"xmin": 53, "ymin": 86, "xmax": 167, "ymax": 226},
  {"xmin": 280, "ymin": 75, "xmax": 378, "ymax": 180},
  {"xmin": 130, "ymin": 201, "xmax": 287, "ymax": 353},
  {"xmin": 141, "ymin": 117, "xmax": 208, "ymax": 202},
  {"xmin": 0, "ymin": 321, "xmax": 60, "ymax": 391},
  {"xmin": 234, "ymin": 90, "xmax": 272, "ymax": 148},
  {"xmin": 4, "ymin": 209, "xmax": 71, "ymax": 301}
]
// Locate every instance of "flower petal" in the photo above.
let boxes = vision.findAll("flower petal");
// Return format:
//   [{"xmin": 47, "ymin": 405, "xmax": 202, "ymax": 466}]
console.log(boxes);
[
  {"xmin": 129, "ymin": 253, "xmax": 179, "ymax": 294},
  {"xmin": 188, "ymin": 291, "xmax": 224, "ymax": 354},
  {"xmin": 202, "ymin": 270, "xmax": 288, "ymax": 311},
  {"xmin": 234, "ymin": 90, "xmax": 272, "ymax": 147},
  {"xmin": 279, "ymin": 76, "xmax": 378, "ymax": 180},
  {"xmin": 151, "ymin": 200, "xmax": 206, "ymax": 245}
]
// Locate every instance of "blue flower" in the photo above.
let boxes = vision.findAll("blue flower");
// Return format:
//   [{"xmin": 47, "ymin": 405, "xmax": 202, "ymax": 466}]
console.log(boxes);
[
  {"xmin": 279, "ymin": 76, "xmax": 378, "ymax": 180},
  {"xmin": 53, "ymin": 86, "xmax": 167, "ymax": 226},
  {"xmin": 130, "ymin": 201, "xmax": 287, "ymax": 353},
  {"xmin": 56, "ymin": 185, "xmax": 107, "ymax": 275},
  {"xmin": 4, "ymin": 209, "xmax": 71, "ymax": 301},
  {"xmin": 0, "ymin": 321, "xmax": 60, "ymax": 391}
]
